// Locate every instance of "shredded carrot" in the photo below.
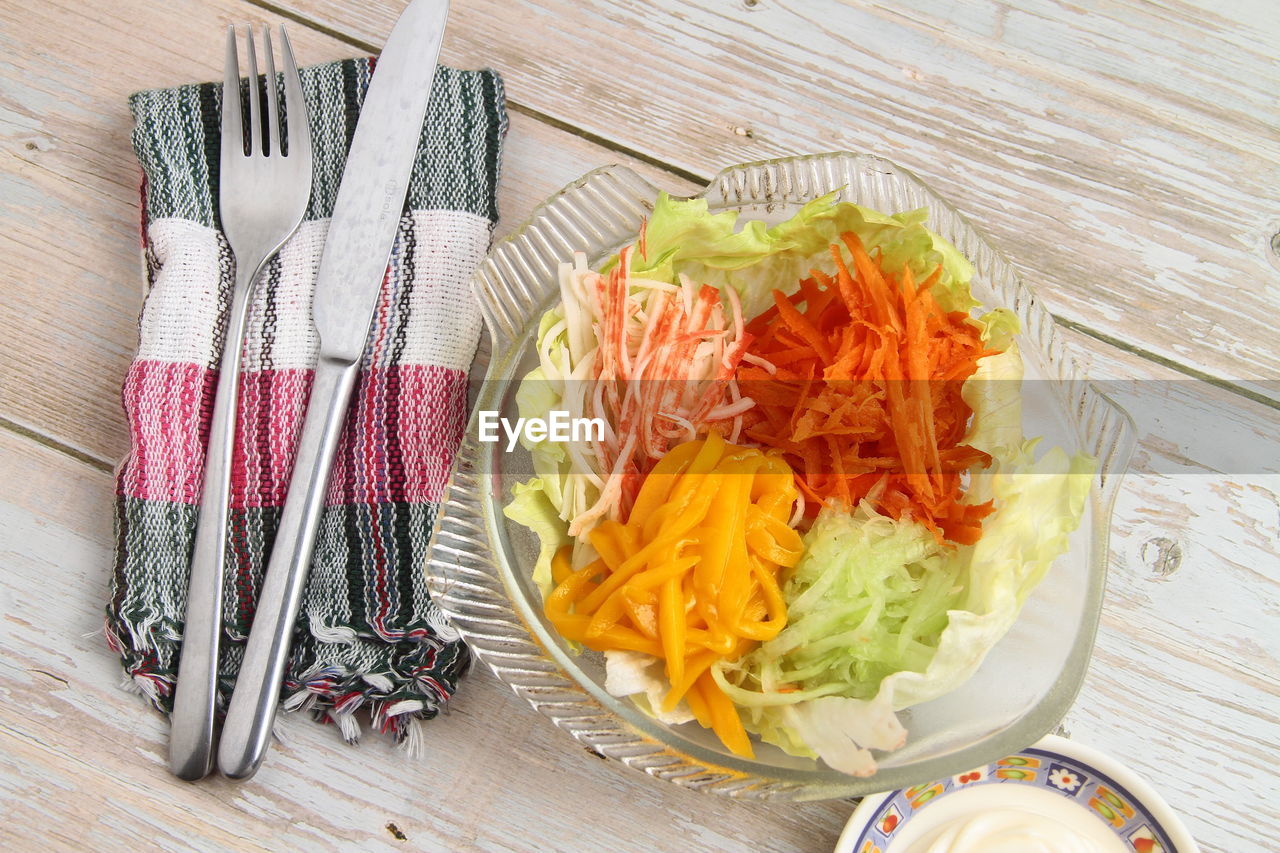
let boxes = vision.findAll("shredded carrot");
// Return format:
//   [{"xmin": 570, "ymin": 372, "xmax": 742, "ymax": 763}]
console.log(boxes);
[{"xmin": 740, "ymin": 234, "xmax": 998, "ymax": 544}]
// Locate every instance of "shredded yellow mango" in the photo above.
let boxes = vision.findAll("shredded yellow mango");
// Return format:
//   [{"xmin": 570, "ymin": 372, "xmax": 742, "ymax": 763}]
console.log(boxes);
[{"xmin": 544, "ymin": 432, "xmax": 802, "ymax": 757}]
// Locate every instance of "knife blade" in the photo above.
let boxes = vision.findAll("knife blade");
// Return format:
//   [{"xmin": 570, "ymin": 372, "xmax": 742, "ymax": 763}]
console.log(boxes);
[{"xmin": 217, "ymin": 0, "xmax": 450, "ymax": 780}]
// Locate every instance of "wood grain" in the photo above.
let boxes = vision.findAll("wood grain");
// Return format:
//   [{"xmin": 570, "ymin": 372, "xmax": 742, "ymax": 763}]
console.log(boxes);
[
  {"xmin": 1, "ymin": 335, "xmax": 1274, "ymax": 851},
  {"xmin": 0, "ymin": 428, "xmax": 854, "ymax": 852},
  {"xmin": 1, "ymin": 0, "xmax": 1277, "ymax": 849},
  {"xmin": 274, "ymin": 0, "xmax": 1280, "ymax": 398},
  {"xmin": 0, "ymin": 0, "xmax": 699, "ymax": 466}
]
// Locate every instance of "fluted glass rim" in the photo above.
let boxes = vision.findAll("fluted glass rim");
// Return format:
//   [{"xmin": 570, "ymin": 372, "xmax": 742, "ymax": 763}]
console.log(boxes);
[{"xmin": 426, "ymin": 152, "xmax": 1137, "ymax": 800}]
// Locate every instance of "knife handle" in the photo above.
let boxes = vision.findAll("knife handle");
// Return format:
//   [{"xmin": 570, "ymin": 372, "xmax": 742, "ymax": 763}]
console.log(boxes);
[
  {"xmin": 169, "ymin": 262, "xmax": 257, "ymax": 781},
  {"xmin": 217, "ymin": 355, "xmax": 360, "ymax": 780}
]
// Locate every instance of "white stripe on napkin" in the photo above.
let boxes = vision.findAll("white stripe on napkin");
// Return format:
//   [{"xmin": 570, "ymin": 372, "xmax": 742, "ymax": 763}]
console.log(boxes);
[{"xmin": 137, "ymin": 209, "xmax": 490, "ymax": 373}]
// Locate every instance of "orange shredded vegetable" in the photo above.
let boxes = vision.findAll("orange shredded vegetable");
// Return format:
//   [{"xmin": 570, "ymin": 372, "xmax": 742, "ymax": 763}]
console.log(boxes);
[
  {"xmin": 543, "ymin": 432, "xmax": 802, "ymax": 756},
  {"xmin": 741, "ymin": 233, "xmax": 998, "ymax": 545}
]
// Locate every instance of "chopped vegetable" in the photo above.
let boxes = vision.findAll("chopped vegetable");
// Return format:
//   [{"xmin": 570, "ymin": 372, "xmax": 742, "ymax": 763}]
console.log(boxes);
[
  {"xmin": 503, "ymin": 193, "xmax": 1096, "ymax": 775},
  {"xmin": 715, "ymin": 504, "xmax": 960, "ymax": 708},
  {"xmin": 545, "ymin": 433, "xmax": 802, "ymax": 756},
  {"xmin": 713, "ymin": 343, "xmax": 1095, "ymax": 776},
  {"xmin": 577, "ymin": 246, "xmax": 757, "ymax": 534},
  {"xmin": 511, "ymin": 249, "xmax": 756, "ymax": 544},
  {"xmin": 740, "ymin": 233, "xmax": 1001, "ymax": 544}
]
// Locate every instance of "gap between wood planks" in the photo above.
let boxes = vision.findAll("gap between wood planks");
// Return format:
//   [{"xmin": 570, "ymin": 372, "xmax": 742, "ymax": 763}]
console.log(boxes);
[
  {"xmin": 243, "ymin": 0, "xmax": 708, "ymax": 185},
  {"xmin": 238, "ymin": 0, "xmax": 1279, "ymax": 412},
  {"xmin": 11, "ymin": 0, "xmax": 1265, "ymax": 474},
  {"xmin": 0, "ymin": 416, "xmax": 113, "ymax": 475},
  {"xmin": 1053, "ymin": 316, "xmax": 1280, "ymax": 414}
]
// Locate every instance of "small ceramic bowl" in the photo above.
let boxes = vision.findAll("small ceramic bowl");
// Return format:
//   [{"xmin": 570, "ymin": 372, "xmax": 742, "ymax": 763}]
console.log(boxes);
[{"xmin": 835, "ymin": 735, "xmax": 1199, "ymax": 852}]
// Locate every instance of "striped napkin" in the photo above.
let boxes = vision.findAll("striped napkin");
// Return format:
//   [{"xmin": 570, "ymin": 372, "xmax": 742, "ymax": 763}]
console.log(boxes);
[{"xmin": 105, "ymin": 58, "xmax": 506, "ymax": 745}]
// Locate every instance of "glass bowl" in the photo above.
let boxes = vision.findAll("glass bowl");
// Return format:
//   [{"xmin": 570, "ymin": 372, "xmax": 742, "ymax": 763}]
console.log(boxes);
[{"xmin": 425, "ymin": 152, "xmax": 1136, "ymax": 800}]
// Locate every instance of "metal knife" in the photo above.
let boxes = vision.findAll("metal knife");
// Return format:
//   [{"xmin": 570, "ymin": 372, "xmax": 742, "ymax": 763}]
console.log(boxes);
[{"xmin": 217, "ymin": 0, "xmax": 450, "ymax": 780}]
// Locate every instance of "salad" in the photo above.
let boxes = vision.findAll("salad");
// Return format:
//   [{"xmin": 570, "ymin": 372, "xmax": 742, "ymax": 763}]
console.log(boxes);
[{"xmin": 503, "ymin": 191, "xmax": 1094, "ymax": 776}]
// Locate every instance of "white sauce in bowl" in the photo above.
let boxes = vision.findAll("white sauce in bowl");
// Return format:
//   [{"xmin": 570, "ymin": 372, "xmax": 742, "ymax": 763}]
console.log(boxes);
[
  {"xmin": 907, "ymin": 808, "xmax": 1101, "ymax": 852},
  {"xmin": 885, "ymin": 785, "xmax": 1127, "ymax": 853}
]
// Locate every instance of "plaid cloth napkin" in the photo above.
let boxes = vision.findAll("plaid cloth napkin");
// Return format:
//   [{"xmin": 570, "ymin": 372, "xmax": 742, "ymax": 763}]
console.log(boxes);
[{"xmin": 105, "ymin": 58, "xmax": 507, "ymax": 744}]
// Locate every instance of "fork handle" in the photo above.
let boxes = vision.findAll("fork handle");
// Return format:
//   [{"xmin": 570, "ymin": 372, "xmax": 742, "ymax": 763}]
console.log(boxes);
[
  {"xmin": 169, "ymin": 261, "xmax": 259, "ymax": 780},
  {"xmin": 218, "ymin": 355, "xmax": 360, "ymax": 780}
]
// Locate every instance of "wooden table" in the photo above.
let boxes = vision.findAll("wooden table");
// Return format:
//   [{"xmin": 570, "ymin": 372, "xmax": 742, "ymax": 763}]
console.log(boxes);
[{"xmin": 2, "ymin": 0, "xmax": 1276, "ymax": 849}]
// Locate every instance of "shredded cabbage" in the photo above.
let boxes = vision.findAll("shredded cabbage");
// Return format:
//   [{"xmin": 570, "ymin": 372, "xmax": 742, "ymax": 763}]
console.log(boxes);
[
  {"xmin": 712, "ymin": 344, "xmax": 1096, "ymax": 774},
  {"xmin": 503, "ymin": 194, "xmax": 1095, "ymax": 775}
]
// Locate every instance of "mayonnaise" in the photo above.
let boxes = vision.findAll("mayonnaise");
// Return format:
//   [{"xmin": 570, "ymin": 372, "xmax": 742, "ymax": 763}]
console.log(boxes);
[
  {"xmin": 884, "ymin": 784, "xmax": 1128, "ymax": 853},
  {"xmin": 908, "ymin": 808, "xmax": 1103, "ymax": 853}
]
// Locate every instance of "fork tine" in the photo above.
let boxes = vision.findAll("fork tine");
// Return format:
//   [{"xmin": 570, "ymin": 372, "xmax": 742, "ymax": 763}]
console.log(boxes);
[
  {"xmin": 245, "ymin": 25, "xmax": 262, "ymax": 156},
  {"xmin": 279, "ymin": 25, "xmax": 311, "ymax": 166},
  {"xmin": 262, "ymin": 26, "xmax": 281, "ymax": 156},
  {"xmin": 221, "ymin": 25, "xmax": 242, "ymax": 159}
]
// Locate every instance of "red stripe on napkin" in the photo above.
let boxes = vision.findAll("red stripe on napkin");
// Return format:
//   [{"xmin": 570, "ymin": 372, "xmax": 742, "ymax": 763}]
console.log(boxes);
[
  {"xmin": 118, "ymin": 360, "xmax": 468, "ymax": 508},
  {"xmin": 119, "ymin": 360, "xmax": 215, "ymax": 504}
]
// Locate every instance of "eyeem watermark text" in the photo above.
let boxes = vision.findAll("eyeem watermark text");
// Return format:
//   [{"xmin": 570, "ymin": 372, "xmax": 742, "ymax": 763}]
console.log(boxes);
[{"xmin": 477, "ymin": 410, "xmax": 605, "ymax": 451}]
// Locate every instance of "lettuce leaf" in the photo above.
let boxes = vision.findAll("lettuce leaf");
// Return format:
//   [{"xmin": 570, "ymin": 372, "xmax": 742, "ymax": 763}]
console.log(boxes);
[
  {"xmin": 628, "ymin": 193, "xmax": 789, "ymax": 277},
  {"xmin": 961, "ymin": 344, "xmax": 1025, "ymax": 478},
  {"xmin": 766, "ymin": 197, "xmax": 978, "ymax": 313},
  {"xmin": 780, "ymin": 692, "xmax": 907, "ymax": 777},
  {"xmin": 602, "ymin": 650, "xmax": 696, "ymax": 726},
  {"xmin": 503, "ymin": 478, "xmax": 570, "ymax": 598},
  {"xmin": 501, "ymin": 191, "xmax": 1095, "ymax": 777},
  {"xmin": 714, "ymin": 345, "xmax": 1095, "ymax": 774},
  {"xmin": 513, "ymin": 365, "xmax": 570, "ymax": 510},
  {"xmin": 601, "ymin": 191, "xmax": 977, "ymax": 319}
]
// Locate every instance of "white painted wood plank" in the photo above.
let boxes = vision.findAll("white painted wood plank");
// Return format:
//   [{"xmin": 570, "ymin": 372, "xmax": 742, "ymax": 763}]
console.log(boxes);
[
  {"xmin": 0, "ymin": 0, "xmax": 701, "ymax": 465},
  {"xmin": 2, "ymin": 326, "xmax": 1276, "ymax": 850},
  {"xmin": 1, "ymin": 0, "xmax": 1275, "ymax": 848},
  {"xmin": 279, "ymin": 0, "xmax": 1280, "ymax": 395},
  {"xmin": 0, "ymin": 429, "xmax": 855, "ymax": 851}
]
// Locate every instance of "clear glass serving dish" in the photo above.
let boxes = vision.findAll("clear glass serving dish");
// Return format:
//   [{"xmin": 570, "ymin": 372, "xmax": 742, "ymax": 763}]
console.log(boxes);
[{"xmin": 425, "ymin": 153, "xmax": 1136, "ymax": 799}]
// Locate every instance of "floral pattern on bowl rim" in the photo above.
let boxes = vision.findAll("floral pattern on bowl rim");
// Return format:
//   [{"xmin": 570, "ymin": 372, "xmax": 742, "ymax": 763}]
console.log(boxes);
[{"xmin": 848, "ymin": 736, "xmax": 1187, "ymax": 852}]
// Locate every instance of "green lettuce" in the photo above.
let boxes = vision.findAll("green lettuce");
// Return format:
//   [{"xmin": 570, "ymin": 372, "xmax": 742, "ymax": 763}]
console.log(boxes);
[
  {"xmin": 603, "ymin": 191, "xmax": 978, "ymax": 319},
  {"xmin": 503, "ymin": 192, "xmax": 1095, "ymax": 776},
  {"xmin": 513, "ymin": 366, "xmax": 568, "ymax": 509},
  {"xmin": 501, "ymin": 307, "xmax": 580, "ymax": 597},
  {"xmin": 712, "ymin": 345, "xmax": 1096, "ymax": 775},
  {"xmin": 504, "ymin": 478, "xmax": 569, "ymax": 598}
]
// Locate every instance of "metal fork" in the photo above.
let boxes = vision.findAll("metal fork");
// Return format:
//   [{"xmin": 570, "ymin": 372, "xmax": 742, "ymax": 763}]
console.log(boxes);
[{"xmin": 169, "ymin": 24, "xmax": 313, "ymax": 781}]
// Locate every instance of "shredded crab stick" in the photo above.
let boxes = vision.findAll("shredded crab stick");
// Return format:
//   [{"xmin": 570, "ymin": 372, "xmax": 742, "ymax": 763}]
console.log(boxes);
[
  {"xmin": 543, "ymin": 432, "xmax": 802, "ymax": 757},
  {"xmin": 556, "ymin": 247, "xmax": 755, "ymax": 537},
  {"xmin": 740, "ymin": 233, "xmax": 999, "ymax": 545}
]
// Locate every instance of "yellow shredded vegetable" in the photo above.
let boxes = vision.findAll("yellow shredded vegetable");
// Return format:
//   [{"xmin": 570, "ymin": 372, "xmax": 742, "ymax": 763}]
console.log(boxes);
[{"xmin": 544, "ymin": 432, "xmax": 803, "ymax": 756}]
